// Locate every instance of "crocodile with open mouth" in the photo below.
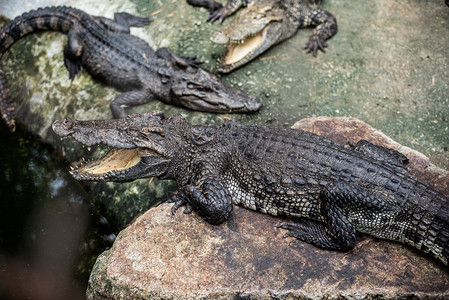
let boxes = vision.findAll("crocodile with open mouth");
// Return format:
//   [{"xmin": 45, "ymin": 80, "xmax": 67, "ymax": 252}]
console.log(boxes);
[
  {"xmin": 0, "ymin": 6, "xmax": 261, "ymax": 131},
  {"xmin": 53, "ymin": 112, "xmax": 449, "ymax": 267},
  {"xmin": 187, "ymin": 0, "xmax": 337, "ymax": 72}
]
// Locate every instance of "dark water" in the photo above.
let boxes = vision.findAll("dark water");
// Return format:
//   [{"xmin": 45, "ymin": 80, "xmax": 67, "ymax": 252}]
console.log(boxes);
[{"xmin": 0, "ymin": 123, "xmax": 114, "ymax": 299}]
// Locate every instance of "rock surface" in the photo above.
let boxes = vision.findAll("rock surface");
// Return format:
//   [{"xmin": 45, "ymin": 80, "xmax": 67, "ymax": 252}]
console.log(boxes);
[{"xmin": 87, "ymin": 117, "xmax": 449, "ymax": 300}]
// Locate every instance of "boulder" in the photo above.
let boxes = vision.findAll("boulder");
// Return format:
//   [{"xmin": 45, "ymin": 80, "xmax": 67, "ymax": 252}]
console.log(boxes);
[{"xmin": 87, "ymin": 117, "xmax": 449, "ymax": 299}]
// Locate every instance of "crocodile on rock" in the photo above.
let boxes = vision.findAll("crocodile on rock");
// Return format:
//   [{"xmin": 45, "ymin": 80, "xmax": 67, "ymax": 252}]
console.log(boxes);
[
  {"xmin": 0, "ymin": 6, "xmax": 261, "ymax": 131},
  {"xmin": 187, "ymin": 0, "xmax": 337, "ymax": 72},
  {"xmin": 52, "ymin": 112, "xmax": 449, "ymax": 267}
]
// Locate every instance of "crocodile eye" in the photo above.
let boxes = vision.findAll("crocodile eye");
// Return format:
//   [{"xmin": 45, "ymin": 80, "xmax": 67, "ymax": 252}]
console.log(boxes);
[
  {"xmin": 201, "ymin": 85, "xmax": 212, "ymax": 92},
  {"xmin": 62, "ymin": 118, "xmax": 72, "ymax": 127}
]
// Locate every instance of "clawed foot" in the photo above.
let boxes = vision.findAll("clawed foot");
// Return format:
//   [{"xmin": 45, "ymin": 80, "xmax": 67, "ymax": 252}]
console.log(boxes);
[
  {"xmin": 155, "ymin": 47, "xmax": 203, "ymax": 69},
  {"xmin": 165, "ymin": 194, "xmax": 193, "ymax": 215},
  {"xmin": 127, "ymin": 16, "xmax": 152, "ymax": 27},
  {"xmin": 176, "ymin": 56, "xmax": 204, "ymax": 68},
  {"xmin": 64, "ymin": 57, "xmax": 83, "ymax": 81},
  {"xmin": 277, "ymin": 221, "xmax": 310, "ymax": 239},
  {"xmin": 304, "ymin": 35, "xmax": 327, "ymax": 57},
  {"xmin": 207, "ymin": 6, "xmax": 231, "ymax": 23},
  {"xmin": 187, "ymin": 0, "xmax": 226, "ymax": 23}
]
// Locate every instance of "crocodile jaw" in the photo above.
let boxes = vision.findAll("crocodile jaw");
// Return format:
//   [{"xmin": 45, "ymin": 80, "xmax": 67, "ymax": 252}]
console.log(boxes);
[
  {"xmin": 69, "ymin": 146, "xmax": 171, "ymax": 182},
  {"xmin": 216, "ymin": 22, "xmax": 283, "ymax": 73},
  {"xmin": 223, "ymin": 30, "xmax": 264, "ymax": 66},
  {"xmin": 70, "ymin": 148, "xmax": 148, "ymax": 181},
  {"xmin": 71, "ymin": 148, "xmax": 139, "ymax": 178},
  {"xmin": 52, "ymin": 113, "xmax": 171, "ymax": 181}
]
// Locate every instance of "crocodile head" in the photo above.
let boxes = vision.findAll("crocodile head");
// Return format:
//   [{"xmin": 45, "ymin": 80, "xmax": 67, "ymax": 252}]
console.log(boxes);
[
  {"xmin": 169, "ymin": 67, "xmax": 262, "ymax": 113},
  {"xmin": 52, "ymin": 112, "xmax": 188, "ymax": 181},
  {"xmin": 210, "ymin": 1, "xmax": 288, "ymax": 73}
]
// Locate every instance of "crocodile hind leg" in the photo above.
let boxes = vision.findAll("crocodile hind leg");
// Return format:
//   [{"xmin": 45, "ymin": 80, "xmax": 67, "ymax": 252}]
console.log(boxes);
[
  {"xmin": 278, "ymin": 182, "xmax": 398, "ymax": 251},
  {"xmin": 278, "ymin": 218, "xmax": 356, "ymax": 251},
  {"xmin": 96, "ymin": 12, "xmax": 151, "ymax": 34},
  {"xmin": 187, "ymin": 0, "xmax": 245, "ymax": 23},
  {"xmin": 155, "ymin": 47, "xmax": 203, "ymax": 68},
  {"xmin": 110, "ymin": 90, "xmax": 155, "ymax": 119},
  {"xmin": 278, "ymin": 183, "xmax": 357, "ymax": 251},
  {"xmin": 63, "ymin": 29, "xmax": 84, "ymax": 80}
]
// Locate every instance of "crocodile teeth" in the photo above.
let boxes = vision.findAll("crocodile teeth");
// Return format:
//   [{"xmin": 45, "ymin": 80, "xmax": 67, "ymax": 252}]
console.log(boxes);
[{"xmin": 231, "ymin": 39, "xmax": 247, "ymax": 45}]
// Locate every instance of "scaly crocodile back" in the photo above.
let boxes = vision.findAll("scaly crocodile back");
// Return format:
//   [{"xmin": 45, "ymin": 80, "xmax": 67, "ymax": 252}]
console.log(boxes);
[{"xmin": 216, "ymin": 121, "xmax": 449, "ymax": 265}]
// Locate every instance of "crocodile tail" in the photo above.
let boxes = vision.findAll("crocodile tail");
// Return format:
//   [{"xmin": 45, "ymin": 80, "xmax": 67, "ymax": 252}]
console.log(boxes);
[
  {"xmin": 0, "ymin": 6, "xmax": 77, "ymax": 131},
  {"xmin": 402, "ymin": 189, "xmax": 449, "ymax": 267},
  {"xmin": 433, "ymin": 196, "xmax": 449, "ymax": 267}
]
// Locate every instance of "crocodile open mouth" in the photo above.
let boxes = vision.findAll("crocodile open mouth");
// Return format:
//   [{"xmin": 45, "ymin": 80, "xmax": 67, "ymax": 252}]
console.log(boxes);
[
  {"xmin": 70, "ymin": 148, "xmax": 153, "ymax": 180},
  {"xmin": 216, "ymin": 21, "xmax": 283, "ymax": 73},
  {"xmin": 223, "ymin": 28, "xmax": 265, "ymax": 66},
  {"xmin": 73, "ymin": 148, "xmax": 140, "ymax": 174}
]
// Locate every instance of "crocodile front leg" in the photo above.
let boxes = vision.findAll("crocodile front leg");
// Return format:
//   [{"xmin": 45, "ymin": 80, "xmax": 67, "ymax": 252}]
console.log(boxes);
[
  {"xmin": 155, "ymin": 47, "xmax": 203, "ymax": 68},
  {"xmin": 303, "ymin": 10, "xmax": 338, "ymax": 57},
  {"xmin": 168, "ymin": 165, "xmax": 233, "ymax": 225},
  {"xmin": 110, "ymin": 90, "xmax": 155, "ymax": 119}
]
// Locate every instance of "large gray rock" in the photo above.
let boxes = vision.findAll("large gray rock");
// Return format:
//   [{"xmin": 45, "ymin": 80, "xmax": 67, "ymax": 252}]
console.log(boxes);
[{"xmin": 87, "ymin": 117, "xmax": 449, "ymax": 299}]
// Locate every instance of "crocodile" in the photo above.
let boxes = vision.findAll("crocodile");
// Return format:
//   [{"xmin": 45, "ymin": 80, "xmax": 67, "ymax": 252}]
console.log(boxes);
[
  {"xmin": 52, "ymin": 112, "xmax": 449, "ymax": 267},
  {"xmin": 187, "ymin": 0, "xmax": 337, "ymax": 72},
  {"xmin": 0, "ymin": 6, "xmax": 261, "ymax": 131}
]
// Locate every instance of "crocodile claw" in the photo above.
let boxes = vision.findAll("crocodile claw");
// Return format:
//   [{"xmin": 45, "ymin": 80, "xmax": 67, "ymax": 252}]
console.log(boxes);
[
  {"xmin": 277, "ymin": 221, "xmax": 298, "ymax": 230},
  {"xmin": 207, "ymin": 6, "xmax": 231, "ymax": 23},
  {"xmin": 304, "ymin": 35, "xmax": 327, "ymax": 57},
  {"xmin": 277, "ymin": 221, "xmax": 310, "ymax": 239},
  {"xmin": 179, "ymin": 56, "xmax": 204, "ymax": 68},
  {"xmin": 171, "ymin": 200, "xmax": 193, "ymax": 215},
  {"xmin": 166, "ymin": 193, "xmax": 193, "ymax": 215},
  {"xmin": 64, "ymin": 56, "xmax": 83, "ymax": 81}
]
